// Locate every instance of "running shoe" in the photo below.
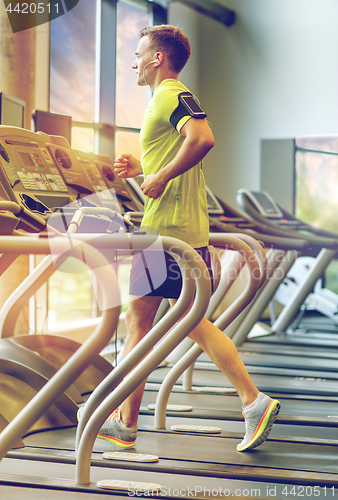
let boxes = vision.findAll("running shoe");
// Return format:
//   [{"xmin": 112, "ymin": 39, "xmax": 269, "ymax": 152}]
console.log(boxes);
[
  {"xmin": 237, "ymin": 392, "xmax": 280, "ymax": 452},
  {"xmin": 77, "ymin": 406, "xmax": 137, "ymax": 448}
]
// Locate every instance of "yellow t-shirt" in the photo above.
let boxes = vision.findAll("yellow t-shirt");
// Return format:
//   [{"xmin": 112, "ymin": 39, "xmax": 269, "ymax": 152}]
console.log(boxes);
[{"xmin": 140, "ymin": 79, "xmax": 209, "ymax": 248}]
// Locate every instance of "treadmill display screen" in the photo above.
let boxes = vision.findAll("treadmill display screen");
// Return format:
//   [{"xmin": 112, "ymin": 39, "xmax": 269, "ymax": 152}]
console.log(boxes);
[
  {"xmin": 19, "ymin": 152, "xmax": 35, "ymax": 168},
  {"xmin": 251, "ymin": 191, "xmax": 281, "ymax": 216},
  {"xmin": 19, "ymin": 152, "xmax": 44, "ymax": 169}
]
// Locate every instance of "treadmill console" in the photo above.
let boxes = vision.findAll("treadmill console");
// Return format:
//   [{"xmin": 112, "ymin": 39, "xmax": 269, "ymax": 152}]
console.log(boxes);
[
  {"xmin": 237, "ymin": 189, "xmax": 284, "ymax": 219},
  {"xmin": 0, "ymin": 126, "xmax": 144, "ymax": 234},
  {"xmin": 0, "ymin": 127, "xmax": 82, "ymax": 218}
]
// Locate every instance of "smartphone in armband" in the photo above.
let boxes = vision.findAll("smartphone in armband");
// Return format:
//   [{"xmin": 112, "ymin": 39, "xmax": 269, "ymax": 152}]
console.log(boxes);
[{"xmin": 178, "ymin": 92, "xmax": 207, "ymax": 118}]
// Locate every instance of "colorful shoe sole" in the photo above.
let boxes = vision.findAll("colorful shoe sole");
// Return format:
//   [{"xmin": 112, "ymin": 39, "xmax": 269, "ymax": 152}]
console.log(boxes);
[
  {"xmin": 98, "ymin": 433, "xmax": 137, "ymax": 448},
  {"xmin": 237, "ymin": 399, "xmax": 280, "ymax": 452}
]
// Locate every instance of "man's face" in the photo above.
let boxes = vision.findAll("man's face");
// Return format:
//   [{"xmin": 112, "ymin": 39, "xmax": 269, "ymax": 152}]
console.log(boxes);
[{"xmin": 132, "ymin": 36, "xmax": 155, "ymax": 86}]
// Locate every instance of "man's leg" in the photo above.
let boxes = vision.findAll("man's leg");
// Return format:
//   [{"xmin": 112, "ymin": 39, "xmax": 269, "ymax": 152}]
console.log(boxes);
[
  {"xmin": 188, "ymin": 316, "xmax": 258, "ymax": 407},
  {"xmin": 169, "ymin": 300, "xmax": 280, "ymax": 451},
  {"xmin": 78, "ymin": 294, "xmax": 163, "ymax": 448},
  {"xmin": 119, "ymin": 294, "xmax": 163, "ymax": 428},
  {"xmin": 167, "ymin": 298, "xmax": 258, "ymax": 406}
]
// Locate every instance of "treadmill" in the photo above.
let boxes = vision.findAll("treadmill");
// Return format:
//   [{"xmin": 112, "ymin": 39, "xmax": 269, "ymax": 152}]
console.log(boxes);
[
  {"xmin": 0, "ymin": 204, "xmax": 302, "ymax": 498},
  {"xmin": 127, "ymin": 176, "xmax": 338, "ymax": 380},
  {"xmin": 0, "ymin": 126, "xmax": 144, "ymax": 393},
  {"xmin": 235, "ymin": 188, "xmax": 338, "ymax": 340},
  {"xmin": 0, "ymin": 232, "xmax": 336, "ymax": 497}
]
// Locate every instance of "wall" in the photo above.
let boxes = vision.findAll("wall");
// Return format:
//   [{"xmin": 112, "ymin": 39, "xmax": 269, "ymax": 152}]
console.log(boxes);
[
  {"xmin": 168, "ymin": 3, "xmax": 201, "ymax": 97},
  {"xmin": 170, "ymin": 0, "xmax": 338, "ymax": 209}
]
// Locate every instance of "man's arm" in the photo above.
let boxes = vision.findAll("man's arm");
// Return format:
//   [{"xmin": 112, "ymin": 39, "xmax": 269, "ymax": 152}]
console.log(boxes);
[{"xmin": 140, "ymin": 117, "xmax": 214, "ymax": 199}]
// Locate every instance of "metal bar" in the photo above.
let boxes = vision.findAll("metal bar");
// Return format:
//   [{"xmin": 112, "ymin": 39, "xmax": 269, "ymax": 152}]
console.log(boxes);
[
  {"xmin": 153, "ymin": 233, "xmax": 262, "ymax": 429},
  {"xmin": 0, "ymin": 253, "xmax": 20, "ymax": 277},
  {"xmin": 75, "ymin": 237, "xmax": 211, "ymax": 486},
  {"xmin": 271, "ymin": 248, "xmax": 337, "ymax": 333},
  {"xmin": 296, "ymin": 146, "xmax": 338, "ymax": 156},
  {"xmin": 0, "ymin": 236, "xmax": 121, "ymax": 459},
  {"xmin": 180, "ymin": 232, "xmax": 268, "ymax": 391},
  {"xmin": 180, "ymin": 249, "xmax": 246, "ymax": 391},
  {"xmin": 230, "ymin": 249, "xmax": 298, "ymax": 345},
  {"xmin": 74, "ymin": 242, "xmax": 196, "ymax": 453},
  {"xmin": 0, "ymin": 209, "xmax": 89, "ymax": 338}
]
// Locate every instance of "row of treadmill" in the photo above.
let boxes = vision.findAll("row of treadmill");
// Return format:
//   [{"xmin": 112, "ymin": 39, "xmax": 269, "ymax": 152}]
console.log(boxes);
[{"xmin": 0, "ymin": 125, "xmax": 337, "ymax": 499}]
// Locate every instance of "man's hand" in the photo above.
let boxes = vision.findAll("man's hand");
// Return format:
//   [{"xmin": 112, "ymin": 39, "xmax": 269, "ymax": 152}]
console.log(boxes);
[
  {"xmin": 114, "ymin": 154, "xmax": 142, "ymax": 178},
  {"xmin": 141, "ymin": 173, "xmax": 167, "ymax": 199}
]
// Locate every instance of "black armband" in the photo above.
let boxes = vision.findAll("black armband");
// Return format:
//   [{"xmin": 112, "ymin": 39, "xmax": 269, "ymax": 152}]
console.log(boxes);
[{"xmin": 170, "ymin": 92, "xmax": 207, "ymax": 129}]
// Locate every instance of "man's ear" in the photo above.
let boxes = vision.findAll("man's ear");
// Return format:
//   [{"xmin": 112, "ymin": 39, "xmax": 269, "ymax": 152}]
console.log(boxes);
[{"xmin": 154, "ymin": 51, "xmax": 164, "ymax": 65}]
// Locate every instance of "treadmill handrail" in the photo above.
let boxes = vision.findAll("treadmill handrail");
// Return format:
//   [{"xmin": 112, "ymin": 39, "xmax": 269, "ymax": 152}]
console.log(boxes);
[
  {"xmin": 68, "ymin": 206, "xmax": 138, "ymax": 233},
  {"xmin": 210, "ymin": 217, "xmax": 310, "ymax": 252},
  {"xmin": 236, "ymin": 189, "xmax": 338, "ymax": 336},
  {"xmin": 75, "ymin": 236, "xmax": 212, "ymax": 486},
  {"xmin": 74, "ymin": 232, "xmax": 263, "ymax": 454},
  {"xmin": 74, "ymin": 238, "xmax": 199, "ymax": 454},
  {"xmin": 229, "ymin": 248, "xmax": 299, "ymax": 345},
  {"xmin": 0, "ymin": 250, "xmax": 65, "ymax": 338},
  {"xmin": 0, "ymin": 235, "xmax": 121, "ymax": 459},
  {"xmin": 178, "ymin": 231, "xmax": 268, "ymax": 392},
  {"xmin": 0, "ymin": 208, "xmax": 139, "ymax": 339},
  {"xmin": 153, "ymin": 232, "xmax": 264, "ymax": 429}
]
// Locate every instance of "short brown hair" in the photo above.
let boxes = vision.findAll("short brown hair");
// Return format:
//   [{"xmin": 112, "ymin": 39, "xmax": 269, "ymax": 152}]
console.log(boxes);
[{"xmin": 140, "ymin": 25, "xmax": 191, "ymax": 74}]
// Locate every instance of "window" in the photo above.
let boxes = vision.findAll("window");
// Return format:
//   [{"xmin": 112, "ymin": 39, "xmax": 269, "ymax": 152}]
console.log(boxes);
[
  {"xmin": 50, "ymin": 0, "xmax": 96, "ymax": 123},
  {"xmin": 295, "ymin": 136, "xmax": 338, "ymax": 293},
  {"xmin": 71, "ymin": 127, "xmax": 95, "ymax": 153},
  {"xmin": 295, "ymin": 136, "xmax": 338, "ymax": 233},
  {"xmin": 115, "ymin": 130, "xmax": 142, "ymax": 159},
  {"xmin": 47, "ymin": 264, "xmax": 95, "ymax": 329}
]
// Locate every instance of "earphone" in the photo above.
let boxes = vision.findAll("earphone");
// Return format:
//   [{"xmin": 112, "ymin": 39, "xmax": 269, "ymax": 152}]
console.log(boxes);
[
  {"xmin": 142, "ymin": 58, "xmax": 159, "ymax": 88},
  {"xmin": 143, "ymin": 60, "xmax": 158, "ymax": 88}
]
